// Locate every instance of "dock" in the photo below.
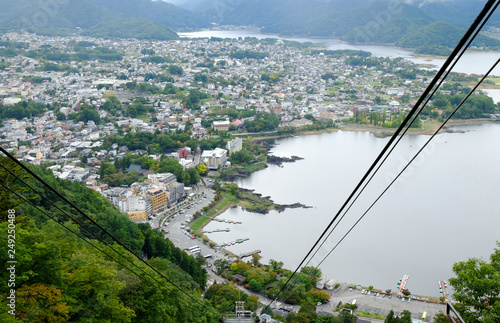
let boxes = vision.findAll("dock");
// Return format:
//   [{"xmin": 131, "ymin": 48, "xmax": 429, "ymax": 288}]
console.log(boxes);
[
  {"xmin": 220, "ymin": 238, "xmax": 249, "ymax": 247},
  {"xmin": 438, "ymin": 281, "xmax": 448, "ymax": 301},
  {"xmin": 238, "ymin": 250, "xmax": 261, "ymax": 259},
  {"xmin": 397, "ymin": 274, "xmax": 409, "ymax": 297},
  {"xmin": 213, "ymin": 217, "xmax": 242, "ymax": 224},
  {"xmin": 203, "ymin": 228, "xmax": 230, "ymax": 233}
]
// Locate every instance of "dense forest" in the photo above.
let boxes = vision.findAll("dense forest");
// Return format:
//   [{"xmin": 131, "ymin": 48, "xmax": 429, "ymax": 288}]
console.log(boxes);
[{"xmin": 0, "ymin": 156, "xmax": 218, "ymax": 322}]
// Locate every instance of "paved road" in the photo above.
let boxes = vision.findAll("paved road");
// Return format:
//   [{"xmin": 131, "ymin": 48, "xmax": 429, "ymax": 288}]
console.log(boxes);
[
  {"xmin": 150, "ymin": 180, "xmax": 446, "ymax": 321},
  {"xmin": 317, "ymin": 286, "xmax": 446, "ymax": 321},
  {"xmin": 160, "ymin": 178, "xmax": 216, "ymax": 247}
]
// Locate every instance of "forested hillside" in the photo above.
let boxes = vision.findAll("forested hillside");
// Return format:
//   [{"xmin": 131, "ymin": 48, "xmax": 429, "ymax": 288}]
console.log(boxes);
[
  {"xmin": 213, "ymin": 0, "xmax": 500, "ymax": 52},
  {"xmin": 0, "ymin": 0, "xmax": 209, "ymax": 40},
  {"xmin": 0, "ymin": 156, "xmax": 219, "ymax": 322}
]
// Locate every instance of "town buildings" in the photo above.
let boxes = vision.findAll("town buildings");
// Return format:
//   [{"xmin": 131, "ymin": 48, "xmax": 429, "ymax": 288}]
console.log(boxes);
[{"xmin": 0, "ymin": 31, "xmax": 434, "ymax": 223}]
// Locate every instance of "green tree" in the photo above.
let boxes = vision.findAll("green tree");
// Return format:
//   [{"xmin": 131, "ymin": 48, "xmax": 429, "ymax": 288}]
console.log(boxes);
[
  {"xmin": 169, "ymin": 65, "xmax": 183, "ymax": 75},
  {"xmin": 385, "ymin": 309, "xmax": 412, "ymax": 323},
  {"xmin": 385, "ymin": 309, "xmax": 396, "ymax": 323},
  {"xmin": 227, "ymin": 183, "xmax": 239, "ymax": 197},
  {"xmin": 269, "ymin": 259, "xmax": 284, "ymax": 272},
  {"xmin": 76, "ymin": 105, "xmax": 100, "ymax": 124},
  {"xmin": 196, "ymin": 163, "xmax": 208, "ymax": 176},
  {"xmin": 213, "ymin": 259, "xmax": 230, "ymax": 275},
  {"xmin": 262, "ymin": 305, "xmax": 274, "ymax": 317},
  {"xmin": 433, "ymin": 312, "xmax": 452, "ymax": 323},
  {"xmin": 297, "ymin": 301, "xmax": 317, "ymax": 322},
  {"xmin": 251, "ymin": 253, "xmax": 262, "ymax": 267},
  {"xmin": 337, "ymin": 310, "xmax": 358, "ymax": 323},
  {"xmin": 229, "ymin": 149, "xmax": 254, "ymax": 164},
  {"xmin": 248, "ymin": 279, "xmax": 264, "ymax": 293},
  {"xmin": 205, "ymin": 284, "xmax": 248, "ymax": 313},
  {"xmin": 449, "ymin": 243, "xmax": 500, "ymax": 323}
]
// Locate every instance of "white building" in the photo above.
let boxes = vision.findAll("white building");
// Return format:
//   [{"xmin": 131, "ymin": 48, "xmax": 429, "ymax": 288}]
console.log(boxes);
[{"xmin": 201, "ymin": 148, "xmax": 228, "ymax": 170}]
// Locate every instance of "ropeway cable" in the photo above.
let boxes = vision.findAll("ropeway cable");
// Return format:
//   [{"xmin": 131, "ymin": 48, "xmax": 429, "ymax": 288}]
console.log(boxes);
[
  {"xmin": 0, "ymin": 156, "xmax": 219, "ymax": 316},
  {"xmin": 0, "ymin": 162, "xmax": 175, "ymax": 287},
  {"xmin": 277, "ymin": 1, "xmax": 500, "ymax": 302},
  {"xmin": 280, "ymin": 58, "xmax": 500, "ymax": 304},
  {"xmin": 270, "ymin": 0, "xmax": 500, "ymax": 307},
  {"xmin": 299, "ymin": 57, "xmax": 500, "ymax": 278},
  {"xmin": 0, "ymin": 168, "xmax": 215, "ymax": 316},
  {"xmin": 0, "ymin": 179, "xmax": 162, "ymax": 289}
]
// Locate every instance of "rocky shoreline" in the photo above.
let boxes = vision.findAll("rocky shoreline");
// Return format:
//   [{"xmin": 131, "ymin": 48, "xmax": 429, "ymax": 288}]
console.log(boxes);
[
  {"xmin": 238, "ymin": 188, "xmax": 312, "ymax": 214},
  {"xmin": 266, "ymin": 154, "xmax": 304, "ymax": 167}
]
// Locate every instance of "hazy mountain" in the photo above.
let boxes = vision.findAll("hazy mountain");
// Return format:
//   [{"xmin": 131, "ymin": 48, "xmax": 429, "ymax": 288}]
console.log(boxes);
[
  {"xmin": 397, "ymin": 21, "xmax": 500, "ymax": 48},
  {"xmin": 0, "ymin": 0, "xmax": 210, "ymax": 40},
  {"xmin": 166, "ymin": 0, "xmax": 499, "ymax": 51}
]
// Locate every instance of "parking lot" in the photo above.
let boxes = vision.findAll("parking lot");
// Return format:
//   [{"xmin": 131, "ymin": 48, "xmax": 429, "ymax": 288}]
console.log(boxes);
[{"xmin": 317, "ymin": 285, "xmax": 447, "ymax": 321}]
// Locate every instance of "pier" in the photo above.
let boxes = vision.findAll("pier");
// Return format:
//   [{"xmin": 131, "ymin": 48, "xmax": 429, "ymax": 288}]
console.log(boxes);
[
  {"xmin": 221, "ymin": 238, "xmax": 250, "ymax": 247},
  {"xmin": 439, "ymin": 281, "xmax": 448, "ymax": 301},
  {"xmin": 203, "ymin": 228, "xmax": 231, "ymax": 233},
  {"xmin": 238, "ymin": 250, "xmax": 261, "ymax": 259},
  {"xmin": 213, "ymin": 217, "xmax": 242, "ymax": 224},
  {"xmin": 397, "ymin": 274, "xmax": 409, "ymax": 297}
]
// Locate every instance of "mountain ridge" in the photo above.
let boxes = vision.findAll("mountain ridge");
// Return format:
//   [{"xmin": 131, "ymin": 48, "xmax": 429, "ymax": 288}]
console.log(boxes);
[
  {"xmin": 164, "ymin": 0, "xmax": 500, "ymax": 52},
  {"xmin": 0, "ymin": 0, "xmax": 210, "ymax": 40}
]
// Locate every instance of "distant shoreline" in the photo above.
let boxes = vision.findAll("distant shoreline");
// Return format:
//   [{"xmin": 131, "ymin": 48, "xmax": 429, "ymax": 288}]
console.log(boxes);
[
  {"xmin": 338, "ymin": 118, "xmax": 500, "ymax": 137},
  {"xmin": 250, "ymin": 118, "xmax": 500, "ymax": 142}
]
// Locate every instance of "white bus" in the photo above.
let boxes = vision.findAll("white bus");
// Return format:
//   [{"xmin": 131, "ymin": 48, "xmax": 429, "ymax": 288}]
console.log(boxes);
[
  {"xmin": 191, "ymin": 248, "xmax": 201, "ymax": 254},
  {"xmin": 204, "ymin": 254, "xmax": 213, "ymax": 259},
  {"xmin": 188, "ymin": 246, "xmax": 199, "ymax": 252}
]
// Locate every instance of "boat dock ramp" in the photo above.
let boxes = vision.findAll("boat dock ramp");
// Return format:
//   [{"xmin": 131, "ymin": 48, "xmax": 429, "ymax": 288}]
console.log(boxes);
[
  {"xmin": 438, "ymin": 281, "xmax": 448, "ymax": 301},
  {"xmin": 221, "ymin": 238, "xmax": 249, "ymax": 247},
  {"xmin": 213, "ymin": 217, "xmax": 242, "ymax": 224},
  {"xmin": 203, "ymin": 228, "xmax": 231, "ymax": 233}
]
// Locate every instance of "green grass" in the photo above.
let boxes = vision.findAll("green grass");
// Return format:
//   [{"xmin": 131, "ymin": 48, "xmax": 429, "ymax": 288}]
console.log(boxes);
[
  {"xmin": 210, "ymin": 195, "xmax": 237, "ymax": 214},
  {"xmin": 357, "ymin": 311, "xmax": 385, "ymax": 320},
  {"xmin": 136, "ymin": 114, "xmax": 151, "ymax": 123},
  {"xmin": 190, "ymin": 194, "xmax": 241, "ymax": 235},
  {"xmin": 485, "ymin": 77, "xmax": 500, "ymax": 84},
  {"xmin": 242, "ymin": 162, "xmax": 266, "ymax": 173},
  {"xmin": 191, "ymin": 215, "xmax": 210, "ymax": 232}
]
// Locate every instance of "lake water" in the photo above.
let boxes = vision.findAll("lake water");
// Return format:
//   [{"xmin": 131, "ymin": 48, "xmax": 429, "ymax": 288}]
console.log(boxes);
[
  {"xmin": 483, "ymin": 89, "xmax": 500, "ymax": 104},
  {"xmin": 205, "ymin": 124, "xmax": 500, "ymax": 297},
  {"xmin": 179, "ymin": 30, "xmax": 500, "ymax": 76}
]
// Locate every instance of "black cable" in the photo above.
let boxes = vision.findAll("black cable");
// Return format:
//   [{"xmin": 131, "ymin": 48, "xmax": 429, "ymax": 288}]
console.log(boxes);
[
  {"xmin": 278, "ymin": 0, "xmax": 500, "ymax": 302},
  {"xmin": 281, "ymin": 58, "xmax": 500, "ymax": 304},
  {"xmin": 1, "ymin": 176, "xmax": 217, "ymax": 317},
  {"xmin": 0, "ymin": 154, "xmax": 219, "ymax": 316},
  {"xmin": 270, "ymin": 0, "xmax": 500, "ymax": 306},
  {"xmin": 310, "ymin": 58, "xmax": 500, "ymax": 271},
  {"xmin": 0, "ymin": 179, "xmax": 156, "ymax": 286},
  {"xmin": 0, "ymin": 162, "xmax": 175, "ymax": 289}
]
